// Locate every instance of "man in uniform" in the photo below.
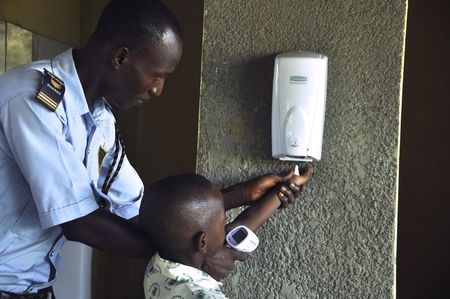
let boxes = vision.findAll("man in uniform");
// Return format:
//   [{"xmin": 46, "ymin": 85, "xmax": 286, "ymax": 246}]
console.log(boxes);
[{"xmin": 0, "ymin": 0, "xmax": 302, "ymax": 298}]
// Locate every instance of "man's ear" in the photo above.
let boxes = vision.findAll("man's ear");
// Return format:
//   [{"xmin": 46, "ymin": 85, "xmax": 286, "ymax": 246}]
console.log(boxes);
[
  {"xmin": 112, "ymin": 47, "xmax": 129, "ymax": 69},
  {"xmin": 195, "ymin": 232, "xmax": 208, "ymax": 255}
]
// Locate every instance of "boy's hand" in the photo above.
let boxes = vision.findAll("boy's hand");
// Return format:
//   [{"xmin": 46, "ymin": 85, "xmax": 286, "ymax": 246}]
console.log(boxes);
[
  {"xmin": 202, "ymin": 246, "xmax": 247, "ymax": 280},
  {"xmin": 277, "ymin": 184, "xmax": 296, "ymax": 209},
  {"xmin": 278, "ymin": 164, "xmax": 314, "ymax": 208},
  {"xmin": 223, "ymin": 165, "xmax": 313, "ymax": 210},
  {"xmin": 291, "ymin": 164, "xmax": 314, "ymax": 186}
]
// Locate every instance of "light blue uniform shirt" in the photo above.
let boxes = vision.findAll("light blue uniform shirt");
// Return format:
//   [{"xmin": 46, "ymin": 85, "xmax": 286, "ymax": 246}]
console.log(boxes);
[{"xmin": 0, "ymin": 49, "xmax": 144, "ymax": 293}]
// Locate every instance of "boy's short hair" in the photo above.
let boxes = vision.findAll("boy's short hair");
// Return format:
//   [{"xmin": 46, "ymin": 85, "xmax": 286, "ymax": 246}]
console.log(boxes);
[
  {"xmin": 139, "ymin": 173, "xmax": 221, "ymax": 254},
  {"xmin": 91, "ymin": 0, "xmax": 182, "ymax": 52}
]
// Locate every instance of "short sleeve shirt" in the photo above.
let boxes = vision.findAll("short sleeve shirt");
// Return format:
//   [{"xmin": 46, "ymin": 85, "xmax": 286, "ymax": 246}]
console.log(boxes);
[
  {"xmin": 0, "ymin": 49, "xmax": 144, "ymax": 293},
  {"xmin": 144, "ymin": 253, "xmax": 228, "ymax": 299}
]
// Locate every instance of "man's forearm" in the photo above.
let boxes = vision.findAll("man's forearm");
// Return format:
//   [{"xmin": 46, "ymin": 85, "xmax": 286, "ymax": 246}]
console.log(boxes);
[
  {"xmin": 221, "ymin": 183, "xmax": 248, "ymax": 210},
  {"xmin": 61, "ymin": 209, "xmax": 155, "ymax": 258}
]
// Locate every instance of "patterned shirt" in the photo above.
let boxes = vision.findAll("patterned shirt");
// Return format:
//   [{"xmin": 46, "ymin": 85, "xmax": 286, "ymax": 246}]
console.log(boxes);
[{"xmin": 144, "ymin": 253, "xmax": 228, "ymax": 299}]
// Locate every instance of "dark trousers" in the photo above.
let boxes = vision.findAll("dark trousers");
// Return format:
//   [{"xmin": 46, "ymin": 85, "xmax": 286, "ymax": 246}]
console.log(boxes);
[{"xmin": 0, "ymin": 287, "xmax": 55, "ymax": 299}]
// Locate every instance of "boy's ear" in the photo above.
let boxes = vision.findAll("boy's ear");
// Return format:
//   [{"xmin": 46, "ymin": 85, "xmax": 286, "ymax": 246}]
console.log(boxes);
[
  {"xmin": 195, "ymin": 231, "xmax": 208, "ymax": 255},
  {"xmin": 112, "ymin": 46, "xmax": 129, "ymax": 69}
]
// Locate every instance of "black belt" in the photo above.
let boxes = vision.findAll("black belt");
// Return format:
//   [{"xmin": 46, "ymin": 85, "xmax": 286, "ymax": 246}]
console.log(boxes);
[{"xmin": 0, "ymin": 287, "xmax": 55, "ymax": 299}]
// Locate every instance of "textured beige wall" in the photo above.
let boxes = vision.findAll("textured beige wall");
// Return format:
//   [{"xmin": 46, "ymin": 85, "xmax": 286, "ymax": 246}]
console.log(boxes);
[{"xmin": 198, "ymin": 1, "xmax": 407, "ymax": 298}]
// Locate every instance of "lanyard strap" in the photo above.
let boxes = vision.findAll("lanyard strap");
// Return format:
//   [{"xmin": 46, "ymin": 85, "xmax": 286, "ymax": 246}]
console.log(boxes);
[{"xmin": 101, "ymin": 128, "xmax": 126, "ymax": 196}]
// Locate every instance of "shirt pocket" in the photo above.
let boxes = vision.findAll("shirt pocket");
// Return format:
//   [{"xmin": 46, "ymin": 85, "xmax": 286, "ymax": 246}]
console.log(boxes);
[
  {"xmin": 11, "ymin": 199, "xmax": 46, "ymax": 241},
  {"xmin": 1, "ymin": 180, "xmax": 46, "ymax": 241},
  {"xmin": 65, "ymin": 115, "xmax": 87, "ymax": 159},
  {"xmin": 0, "ymin": 225, "xmax": 17, "ymax": 255}
]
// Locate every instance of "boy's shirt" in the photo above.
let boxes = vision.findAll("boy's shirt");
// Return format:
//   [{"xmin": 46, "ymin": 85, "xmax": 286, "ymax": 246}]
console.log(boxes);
[{"xmin": 144, "ymin": 253, "xmax": 228, "ymax": 299}]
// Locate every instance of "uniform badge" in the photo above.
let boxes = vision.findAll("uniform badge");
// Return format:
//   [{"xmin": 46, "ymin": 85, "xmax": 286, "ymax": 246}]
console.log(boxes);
[
  {"xmin": 98, "ymin": 146, "xmax": 107, "ymax": 170},
  {"xmin": 35, "ymin": 69, "xmax": 65, "ymax": 111}
]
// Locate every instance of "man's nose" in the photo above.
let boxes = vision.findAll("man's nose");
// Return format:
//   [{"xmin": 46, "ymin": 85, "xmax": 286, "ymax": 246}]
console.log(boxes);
[{"xmin": 151, "ymin": 80, "xmax": 165, "ymax": 97}]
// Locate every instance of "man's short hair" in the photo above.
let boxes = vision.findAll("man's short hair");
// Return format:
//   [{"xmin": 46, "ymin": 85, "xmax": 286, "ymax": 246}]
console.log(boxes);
[{"xmin": 92, "ymin": 0, "xmax": 182, "ymax": 52}]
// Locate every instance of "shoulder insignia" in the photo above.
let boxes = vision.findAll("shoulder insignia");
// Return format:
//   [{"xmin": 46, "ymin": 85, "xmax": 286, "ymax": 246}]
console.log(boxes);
[{"xmin": 35, "ymin": 69, "xmax": 65, "ymax": 112}]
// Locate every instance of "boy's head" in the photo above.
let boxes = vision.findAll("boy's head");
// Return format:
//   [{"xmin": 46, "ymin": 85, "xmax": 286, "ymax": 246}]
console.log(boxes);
[{"xmin": 139, "ymin": 174, "xmax": 225, "ymax": 268}]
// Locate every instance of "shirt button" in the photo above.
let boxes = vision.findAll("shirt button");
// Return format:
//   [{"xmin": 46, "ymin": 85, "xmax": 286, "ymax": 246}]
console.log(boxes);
[{"xmin": 49, "ymin": 251, "xmax": 54, "ymax": 257}]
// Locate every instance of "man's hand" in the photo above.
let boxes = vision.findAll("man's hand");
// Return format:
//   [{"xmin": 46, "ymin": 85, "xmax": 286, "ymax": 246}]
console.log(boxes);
[
  {"xmin": 278, "ymin": 164, "xmax": 314, "ymax": 208},
  {"xmin": 202, "ymin": 246, "xmax": 247, "ymax": 280},
  {"xmin": 243, "ymin": 170, "xmax": 295, "ymax": 204},
  {"xmin": 245, "ymin": 166, "xmax": 314, "ymax": 208}
]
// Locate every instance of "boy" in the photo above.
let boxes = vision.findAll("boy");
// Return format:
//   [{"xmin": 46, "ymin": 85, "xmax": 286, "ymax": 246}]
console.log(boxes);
[{"xmin": 139, "ymin": 165, "xmax": 313, "ymax": 298}]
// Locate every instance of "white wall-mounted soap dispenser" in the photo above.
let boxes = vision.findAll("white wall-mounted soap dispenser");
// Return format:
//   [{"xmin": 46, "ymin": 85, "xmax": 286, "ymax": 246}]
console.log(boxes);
[{"xmin": 272, "ymin": 51, "xmax": 328, "ymax": 161}]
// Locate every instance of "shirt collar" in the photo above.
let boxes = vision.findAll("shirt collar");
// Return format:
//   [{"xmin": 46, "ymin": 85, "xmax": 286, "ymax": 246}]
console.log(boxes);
[
  {"xmin": 153, "ymin": 253, "xmax": 223, "ymax": 290},
  {"xmin": 50, "ymin": 48, "xmax": 90, "ymax": 116},
  {"xmin": 50, "ymin": 48, "xmax": 113, "ymax": 123}
]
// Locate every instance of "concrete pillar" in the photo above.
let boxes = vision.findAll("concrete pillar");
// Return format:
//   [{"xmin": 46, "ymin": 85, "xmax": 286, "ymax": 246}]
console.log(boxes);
[{"xmin": 198, "ymin": 1, "xmax": 407, "ymax": 297}]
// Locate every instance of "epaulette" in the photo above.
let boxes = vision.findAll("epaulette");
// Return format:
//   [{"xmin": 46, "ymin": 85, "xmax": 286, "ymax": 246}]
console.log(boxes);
[{"xmin": 35, "ymin": 69, "xmax": 65, "ymax": 112}]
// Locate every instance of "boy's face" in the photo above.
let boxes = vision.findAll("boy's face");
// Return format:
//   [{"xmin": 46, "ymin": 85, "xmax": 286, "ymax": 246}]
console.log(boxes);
[{"xmin": 205, "ymin": 190, "xmax": 226, "ymax": 257}]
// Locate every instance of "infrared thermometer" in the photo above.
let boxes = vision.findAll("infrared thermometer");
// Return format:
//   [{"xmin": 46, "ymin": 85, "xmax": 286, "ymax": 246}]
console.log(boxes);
[{"xmin": 226, "ymin": 225, "xmax": 259, "ymax": 253}]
